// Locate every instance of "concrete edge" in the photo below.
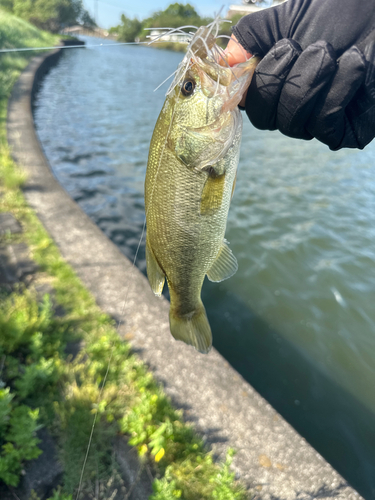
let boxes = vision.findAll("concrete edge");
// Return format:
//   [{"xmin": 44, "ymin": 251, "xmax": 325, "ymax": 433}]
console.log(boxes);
[{"xmin": 6, "ymin": 44, "xmax": 363, "ymax": 500}]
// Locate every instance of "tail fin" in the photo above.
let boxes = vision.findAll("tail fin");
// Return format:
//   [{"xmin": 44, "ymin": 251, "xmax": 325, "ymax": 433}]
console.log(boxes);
[{"xmin": 169, "ymin": 302, "xmax": 212, "ymax": 354}]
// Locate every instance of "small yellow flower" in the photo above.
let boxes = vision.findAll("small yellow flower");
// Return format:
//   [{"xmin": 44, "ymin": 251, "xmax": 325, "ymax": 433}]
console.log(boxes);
[
  {"xmin": 139, "ymin": 444, "xmax": 148, "ymax": 456},
  {"xmin": 154, "ymin": 448, "xmax": 165, "ymax": 462}
]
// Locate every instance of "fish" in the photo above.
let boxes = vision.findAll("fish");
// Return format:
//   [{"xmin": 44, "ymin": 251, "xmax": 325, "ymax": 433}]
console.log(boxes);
[{"xmin": 145, "ymin": 23, "xmax": 259, "ymax": 353}]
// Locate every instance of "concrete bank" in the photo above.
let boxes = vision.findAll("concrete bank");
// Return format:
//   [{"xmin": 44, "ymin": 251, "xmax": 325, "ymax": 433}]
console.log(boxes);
[{"xmin": 7, "ymin": 46, "xmax": 363, "ymax": 500}]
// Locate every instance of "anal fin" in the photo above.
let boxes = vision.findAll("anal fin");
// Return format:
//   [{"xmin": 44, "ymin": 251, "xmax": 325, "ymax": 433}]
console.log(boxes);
[
  {"xmin": 146, "ymin": 239, "xmax": 165, "ymax": 296},
  {"xmin": 207, "ymin": 240, "xmax": 238, "ymax": 282}
]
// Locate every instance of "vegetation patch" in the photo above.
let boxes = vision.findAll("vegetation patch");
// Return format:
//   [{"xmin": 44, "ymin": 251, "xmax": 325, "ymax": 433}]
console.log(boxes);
[
  {"xmin": 108, "ymin": 2, "xmax": 240, "ymax": 50},
  {"xmin": 0, "ymin": 8, "xmax": 249, "ymax": 499},
  {"xmin": 0, "ymin": 0, "xmax": 96, "ymax": 32},
  {"xmin": 109, "ymin": 3, "xmax": 211, "ymax": 43}
]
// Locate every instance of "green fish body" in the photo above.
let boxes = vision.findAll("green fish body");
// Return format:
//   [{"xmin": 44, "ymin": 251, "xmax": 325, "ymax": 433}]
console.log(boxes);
[{"xmin": 145, "ymin": 27, "xmax": 258, "ymax": 353}]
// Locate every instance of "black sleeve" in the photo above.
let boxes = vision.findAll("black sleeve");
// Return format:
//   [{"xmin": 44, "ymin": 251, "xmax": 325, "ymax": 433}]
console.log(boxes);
[
  {"xmin": 233, "ymin": 0, "xmax": 375, "ymax": 57},
  {"xmin": 232, "ymin": 0, "xmax": 375, "ymax": 150}
]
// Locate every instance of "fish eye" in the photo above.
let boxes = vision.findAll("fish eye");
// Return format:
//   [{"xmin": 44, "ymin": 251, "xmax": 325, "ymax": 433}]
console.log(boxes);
[{"xmin": 181, "ymin": 78, "xmax": 195, "ymax": 97}]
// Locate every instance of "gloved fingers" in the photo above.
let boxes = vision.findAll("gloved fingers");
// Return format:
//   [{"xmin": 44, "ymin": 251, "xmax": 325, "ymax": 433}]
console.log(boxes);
[
  {"xmin": 233, "ymin": 1, "xmax": 289, "ymax": 57},
  {"xmin": 277, "ymin": 41, "xmax": 337, "ymax": 140},
  {"xmin": 344, "ymin": 39, "xmax": 375, "ymax": 149},
  {"xmin": 364, "ymin": 40, "xmax": 375, "ymax": 99},
  {"xmin": 233, "ymin": 0, "xmax": 375, "ymax": 61},
  {"xmin": 245, "ymin": 39, "xmax": 301, "ymax": 130},
  {"xmin": 306, "ymin": 46, "xmax": 366, "ymax": 150}
]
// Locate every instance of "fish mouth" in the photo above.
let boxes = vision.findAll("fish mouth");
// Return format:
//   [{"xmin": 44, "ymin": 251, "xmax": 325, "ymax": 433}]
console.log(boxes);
[
  {"xmin": 221, "ymin": 58, "xmax": 260, "ymax": 113},
  {"xmin": 194, "ymin": 57, "xmax": 259, "ymax": 114}
]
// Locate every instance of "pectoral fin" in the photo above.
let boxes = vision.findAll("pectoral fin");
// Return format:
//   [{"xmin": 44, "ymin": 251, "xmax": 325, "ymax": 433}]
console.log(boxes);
[
  {"xmin": 231, "ymin": 172, "xmax": 237, "ymax": 201},
  {"xmin": 146, "ymin": 240, "xmax": 165, "ymax": 296},
  {"xmin": 207, "ymin": 241, "xmax": 238, "ymax": 282},
  {"xmin": 200, "ymin": 172, "xmax": 225, "ymax": 216}
]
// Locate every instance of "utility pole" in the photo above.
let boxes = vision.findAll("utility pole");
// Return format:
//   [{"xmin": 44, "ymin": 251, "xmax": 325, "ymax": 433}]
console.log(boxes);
[{"xmin": 95, "ymin": 0, "xmax": 98, "ymax": 26}]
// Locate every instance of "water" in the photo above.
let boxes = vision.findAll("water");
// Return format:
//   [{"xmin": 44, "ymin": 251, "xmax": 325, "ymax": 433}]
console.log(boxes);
[{"xmin": 34, "ymin": 36, "xmax": 375, "ymax": 497}]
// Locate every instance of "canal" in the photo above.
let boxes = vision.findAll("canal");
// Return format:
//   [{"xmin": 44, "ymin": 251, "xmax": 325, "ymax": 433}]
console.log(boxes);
[{"xmin": 34, "ymin": 36, "xmax": 375, "ymax": 497}]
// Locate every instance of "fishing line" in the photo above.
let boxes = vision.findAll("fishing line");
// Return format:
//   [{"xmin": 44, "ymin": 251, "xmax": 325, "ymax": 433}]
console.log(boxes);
[
  {"xmin": 75, "ymin": 108, "xmax": 178, "ymax": 500},
  {"xmin": 2, "ymin": 19, "xmax": 229, "ymax": 496},
  {"xmin": 0, "ymin": 18, "xmax": 231, "ymax": 54},
  {"xmin": 74, "ymin": 60, "xmax": 180, "ymax": 500},
  {"xmin": 75, "ymin": 17, "xmax": 223, "ymax": 489},
  {"xmin": 0, "ymin": 40, "xmax": 188, "ymax": 54},
  {"xmin": 0, "ymin": 28, "xmax": 186, "ymax": 499},
  {"xmin": 153, "ymin": 68, "xmax": 178, "ymax": 93}
]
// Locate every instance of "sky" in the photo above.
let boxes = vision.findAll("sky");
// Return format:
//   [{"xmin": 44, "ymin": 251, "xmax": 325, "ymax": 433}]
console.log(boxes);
[{"xmin": 82, "ymin": 0, "xmax": 236, "ymax": 29}]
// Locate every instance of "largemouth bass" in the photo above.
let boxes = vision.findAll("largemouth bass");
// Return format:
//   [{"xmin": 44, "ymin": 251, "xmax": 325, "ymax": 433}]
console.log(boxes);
[{"xmin": 145, "ymin": 24, "xmax": 258, "ymax": 353}]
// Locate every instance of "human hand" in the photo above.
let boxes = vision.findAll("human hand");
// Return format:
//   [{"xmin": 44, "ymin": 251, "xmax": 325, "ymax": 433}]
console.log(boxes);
[
  {"xmin": 223, "ymin": 36, "xmax": 252, "ymax": 107},
  {"xmin": 230, "ymin": 0, "xmax": 375, "ymax": 150}
]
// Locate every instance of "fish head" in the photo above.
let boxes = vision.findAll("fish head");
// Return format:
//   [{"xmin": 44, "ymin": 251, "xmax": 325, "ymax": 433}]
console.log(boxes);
[{"xmin": 165, "ymin": 34, "xmax": 259, "ymax": 170}]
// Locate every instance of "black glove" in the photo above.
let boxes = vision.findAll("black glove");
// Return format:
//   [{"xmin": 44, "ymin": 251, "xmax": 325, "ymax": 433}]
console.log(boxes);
[{"xmin": 233, "ymin": 0, "xmax": 375, "ymax": 150}]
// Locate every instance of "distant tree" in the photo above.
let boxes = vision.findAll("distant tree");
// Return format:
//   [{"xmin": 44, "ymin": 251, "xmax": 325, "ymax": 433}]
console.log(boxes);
[
  {"xmin": 143, "ymin": 3, "xmax": 210, "ymax": 30},
  {"xmin": 80, "ymin": 9, "xmax": 96, "ymax": 28},
  {"xmin": 0, "ymin": 0, "xmax": 14, "ymax": 12},
  {"xmin": 11, "ymin": 0, "xmax": 94, "ymax": 32},
  {"xmin": 110, "ymin": 3, "xmax": 213, "ymax": 45},
  {"xmin": 108, "ymin": 25, "xmax": 119, "ymax": 36},
  {"xmin": 163, "ymin": 3, "xmax": 199, "ymax": 19},
  {"xmin": 115, "ymin": 14, "xmax": 142, "ymax": 42}
]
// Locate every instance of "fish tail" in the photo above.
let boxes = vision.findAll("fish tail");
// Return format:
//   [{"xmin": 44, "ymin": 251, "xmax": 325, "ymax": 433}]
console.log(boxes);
[{"xmin": 169, "ymin": 301, "xmax": 212, "ymax": 354}]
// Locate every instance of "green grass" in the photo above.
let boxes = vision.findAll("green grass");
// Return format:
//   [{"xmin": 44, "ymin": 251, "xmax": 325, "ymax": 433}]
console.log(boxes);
[
  {"xmin": 0, "ymin": 8, "xmax": 58, "ymax": 50},
  {"xmin": 0, "ymin": 8, "xmax": 250, "ymax": 499},
  {"xmin": 0, "ymin": 9, "xmax": 59, "ymax": 131}
]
